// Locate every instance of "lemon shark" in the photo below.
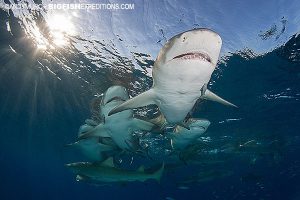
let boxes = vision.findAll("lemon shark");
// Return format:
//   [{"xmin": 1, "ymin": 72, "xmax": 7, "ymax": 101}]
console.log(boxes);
[
  {"xmin": 77, "ymin": 122, "xmax": 96, "ymax": 137},
  {"xmin": 66, "ymin": 137, "xmax": 118, "ymax": 162},
  {"xmin": 78, "ymin": 86, "xmax": 155, "ymax": 150},
  {"xmin": 66, "ymin": 119, "xmax": 118, "ymax": 162},
  {"xmin": 169, "ymin": 118, "xmax": 210, "ymax": 150},
  {"xmin": 66, "ymin": 157, "xmax": 164, "ymax": 183},
  {"xmin": 108, "ymin": 28, "xmax": 237, "ymax": 127}
]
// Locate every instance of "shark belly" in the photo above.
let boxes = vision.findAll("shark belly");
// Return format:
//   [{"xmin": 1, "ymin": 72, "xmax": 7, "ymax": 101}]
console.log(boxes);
[
  {"xmin": 155, "ymin": 86, "xmax": 200, "ymax": 123},
  {"xmin": 108, "ymin": 123, "xmax": 134, "ymax": 150},
  {"xmin": 153, "ymin": 60, "xmax": 213, "ymax": 123},
  {"xmin": 159, "ymin": 102, "xmax": 194, "ymax": 123},
  {"xmin": 78, "ymin": 138, "xmax": 115, "ymax": 161}
]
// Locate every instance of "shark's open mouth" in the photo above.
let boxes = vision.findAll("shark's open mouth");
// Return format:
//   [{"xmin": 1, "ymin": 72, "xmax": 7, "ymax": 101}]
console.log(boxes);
[
  {"xmin": 105, "ymin": 96, "xmax": 126, "ymax": 105},
  {"xmin": 173, "ymin": 52, "xmax": 212, "ymax": 63}
]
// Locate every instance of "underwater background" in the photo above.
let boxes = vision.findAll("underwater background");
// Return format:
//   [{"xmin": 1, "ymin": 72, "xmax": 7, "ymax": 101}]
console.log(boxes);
[{"xmin": 0, "ymin": 0, "xmax": 300, "ymax": 199}]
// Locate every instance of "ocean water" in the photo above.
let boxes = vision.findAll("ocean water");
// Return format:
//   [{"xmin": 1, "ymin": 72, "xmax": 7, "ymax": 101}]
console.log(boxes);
[{"xmin": 0, "ymin": 0, "xmax": 300, "ymax": 200}]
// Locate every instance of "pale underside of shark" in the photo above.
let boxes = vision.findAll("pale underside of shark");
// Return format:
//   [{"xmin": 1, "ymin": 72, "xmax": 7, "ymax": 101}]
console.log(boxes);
[
  {"xmin": 66, "ymin": 117, "xmax": 118, "ymax": 162},
  {"xmin": 66, "ymin": 157, "xmax": 164, "ymax": 183},
  {"xmin": 78, "ymin": 86, "xmax": 156, "ymax": 151},
  {"xmin": 67, "ymin": 137, "xmax": 117, "ymax": 162},
  {"xmin": 108, "ymin": 28, "xmax": 237, "ymax": 127}
]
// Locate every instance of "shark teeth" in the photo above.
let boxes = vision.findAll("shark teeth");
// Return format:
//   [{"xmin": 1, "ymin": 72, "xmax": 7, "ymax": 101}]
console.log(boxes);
[{"xmin": 173, "ymin": 52, "xmax": 212, "ymax": 63}]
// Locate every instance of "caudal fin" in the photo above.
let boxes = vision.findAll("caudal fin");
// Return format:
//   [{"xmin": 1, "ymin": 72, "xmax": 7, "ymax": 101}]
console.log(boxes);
[{"xmin": 108, "ymin": 89, "xmax": 156, "ymax": 116}]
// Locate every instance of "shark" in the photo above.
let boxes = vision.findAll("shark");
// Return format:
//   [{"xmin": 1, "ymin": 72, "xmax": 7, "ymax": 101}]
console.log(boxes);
[
  {"xmin": 169, "ymin": 118, "xmax": 210, "ymax": 150},
  {"xmin": 66, "ymin": 157, "xmax": 164, "ymax": 183},
  {"xmin": 66, "ymin": 118, "xmax": 118, "ymax": 162},
  {"xmin": 77, "ymin": 122, "xmax": 96, "ymax": 138},
  {"xmin": 66, "ymin": 137, "xmax": 117, "ymax": 162},
  {"xmin": 78, "ymin": 86, "xmax": 156, "ymax": 151},
  {"xmin": 108, "ymin": 28, "xmax": 237, "ymax": 127}
]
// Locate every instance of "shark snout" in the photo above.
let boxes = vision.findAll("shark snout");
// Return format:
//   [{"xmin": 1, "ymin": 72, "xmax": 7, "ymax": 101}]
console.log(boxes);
[{"xmin": 65, "ymin": 163, "xmax": 75, "ymax": 167}]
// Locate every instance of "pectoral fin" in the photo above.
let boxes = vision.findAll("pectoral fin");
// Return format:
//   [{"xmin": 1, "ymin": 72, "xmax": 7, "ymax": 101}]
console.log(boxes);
[
  {"xmin": 201, "ymin": 89, "xmax": 238, "ymax": 108},
  {"xmin": 78, "ymin": 124, "xmax": 110, "ymax": 140},
  {"xmin": 108, "ymin": 89, "xmax": 156, "ymax": 116}
]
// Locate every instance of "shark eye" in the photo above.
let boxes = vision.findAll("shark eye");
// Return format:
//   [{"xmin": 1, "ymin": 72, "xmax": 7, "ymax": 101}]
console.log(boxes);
[{"xmin": 183, "ymin": 36, "xmax": 187, "ymax": 42}]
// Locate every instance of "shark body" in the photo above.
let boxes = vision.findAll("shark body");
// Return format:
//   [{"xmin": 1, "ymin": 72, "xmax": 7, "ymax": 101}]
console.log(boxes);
[
  {"xmin": 79, "ymin": 86, "xmax": 155, "ymax": 150},
  {"xmin": 66, "ymin": 157, "xmax": 164, "ymax": 183},
  {"xmin": 108, "ymin": 29, "xmax": 236, "ymax": 127},
  {"xmin": 169, "ymin": 118, "xmax": 210, "ymax": 150},
  {"xmin": 66, "ymin": 137, "xmax": 117, "ymax": 162}
]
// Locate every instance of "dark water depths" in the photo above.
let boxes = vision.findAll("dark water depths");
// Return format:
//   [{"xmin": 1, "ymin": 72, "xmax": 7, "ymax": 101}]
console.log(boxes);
[{"xmin": 0, "ymin": 1, "xmax": 300, "ymax": 199}]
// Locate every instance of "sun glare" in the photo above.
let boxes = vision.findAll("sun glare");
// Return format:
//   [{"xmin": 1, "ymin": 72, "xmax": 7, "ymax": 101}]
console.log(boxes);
[
  {"xmin": 25, "ymin": 12, "xmax": 77, "ymax": 50},
  {"xmin": 46, "ymin": 14, "xmax": 76, "ymax": 46},
  {"xmin": 27, "ymin": 22, "xmax": 49, "ymax": 50}
]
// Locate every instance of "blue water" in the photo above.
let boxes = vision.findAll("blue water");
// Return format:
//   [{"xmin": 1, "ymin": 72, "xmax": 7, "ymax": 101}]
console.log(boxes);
[{"xmin": 0, "ymin": 0, "xmax": 300, "ymax": 199}]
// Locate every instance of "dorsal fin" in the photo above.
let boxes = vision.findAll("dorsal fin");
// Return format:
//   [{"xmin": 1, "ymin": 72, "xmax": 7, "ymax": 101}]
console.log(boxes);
[
  {"xmin": 137, "ymin": 165, "xmax": 145, "ymax": 172},
  {"xmin": 101, "ymin": 157, "xmax": 115, "ymax": 167}
]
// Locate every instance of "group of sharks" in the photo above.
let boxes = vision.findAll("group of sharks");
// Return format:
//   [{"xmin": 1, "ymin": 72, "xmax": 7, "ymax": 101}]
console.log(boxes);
[{"xmin": 65, "ymin": 28, "xmax": 237, "ymax": 184}]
